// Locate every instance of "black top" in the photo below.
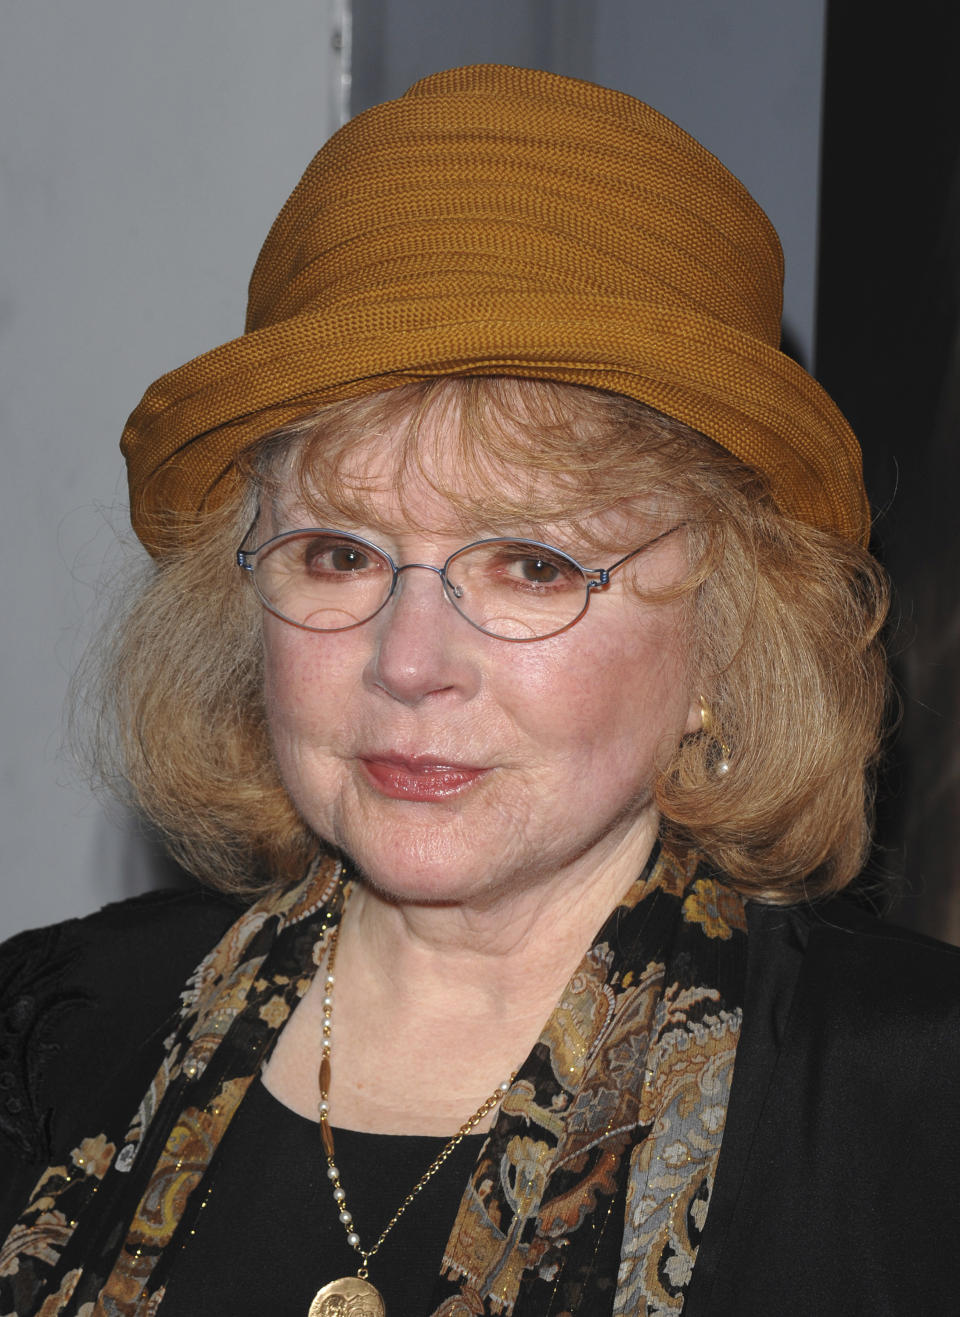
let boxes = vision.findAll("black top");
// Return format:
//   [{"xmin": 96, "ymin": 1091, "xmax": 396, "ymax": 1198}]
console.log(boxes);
[{"xmin": 160, "ymin": 1079, "xmax": 486, "ymax": 1316}]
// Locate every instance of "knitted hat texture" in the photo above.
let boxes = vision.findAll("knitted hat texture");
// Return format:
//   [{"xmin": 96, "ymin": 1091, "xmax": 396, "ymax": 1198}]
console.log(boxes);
[{"xmin": 121, "ymin": 64, "xmax": 869, "ymax": 554}]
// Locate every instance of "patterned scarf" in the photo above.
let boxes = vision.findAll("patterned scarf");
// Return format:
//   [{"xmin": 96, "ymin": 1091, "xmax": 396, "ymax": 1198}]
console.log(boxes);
[{"xmin": 0, "ymin": 844, "xmax": 747, "ymax": 1316}]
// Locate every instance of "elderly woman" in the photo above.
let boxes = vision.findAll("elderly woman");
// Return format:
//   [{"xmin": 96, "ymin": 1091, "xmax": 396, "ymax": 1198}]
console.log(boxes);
[{"xmin": 1, "ymin": 65, "xmax": 958, "ymax": 1317}]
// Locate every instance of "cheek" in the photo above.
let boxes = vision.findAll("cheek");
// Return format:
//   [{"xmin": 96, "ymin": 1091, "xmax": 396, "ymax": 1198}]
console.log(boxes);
[
  {"xmin": 261, "ymin": 623, "xmax": 347, "ymax": 756},
  {"xmin": 504, "ymin": 606, "xmax": 694, "ymax": 770},
  {"xmin": 261, "ymin": 638, "xmax": 306, "ymax": 790},
  {"xmin": 261, "ymin": 628, "xmax": 362, "ymax": 835},
  {"xmin": 262, "ymin": 628, "xmax": 305, "ymax": 738}
]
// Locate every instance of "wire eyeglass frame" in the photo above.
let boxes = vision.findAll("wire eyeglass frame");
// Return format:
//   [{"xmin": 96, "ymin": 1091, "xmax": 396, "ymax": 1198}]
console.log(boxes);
[{"xmin": 236, "ymin": 522, "xmax": 683, "ymax": 642}]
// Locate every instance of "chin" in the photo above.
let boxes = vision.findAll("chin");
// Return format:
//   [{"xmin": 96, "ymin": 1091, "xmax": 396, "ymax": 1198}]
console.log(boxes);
[
  {"xmin": 342, "ymin": 832, "xmax": 503, "ymax": 907},
  {"xmin": 299, "ymin": 772, "xmax": 515, "ymax": 907}
]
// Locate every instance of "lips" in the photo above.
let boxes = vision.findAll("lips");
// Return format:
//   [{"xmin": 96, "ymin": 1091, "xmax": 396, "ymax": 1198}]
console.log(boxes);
[{"xmin": 358, "ymin": 753, "xmax": 488, "ymax": 801}]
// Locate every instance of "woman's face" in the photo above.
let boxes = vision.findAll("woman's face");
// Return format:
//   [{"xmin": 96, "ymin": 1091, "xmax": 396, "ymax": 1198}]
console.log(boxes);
[{"xmin": 261, "ymin": 422, "xmax": 700, "ymax": 911}]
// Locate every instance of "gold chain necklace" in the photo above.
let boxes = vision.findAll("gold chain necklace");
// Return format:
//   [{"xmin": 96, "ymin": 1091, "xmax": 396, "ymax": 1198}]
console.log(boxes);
[{"xmin": 308, "ymin": 916, "xmax": 514, "ymax": 1317}]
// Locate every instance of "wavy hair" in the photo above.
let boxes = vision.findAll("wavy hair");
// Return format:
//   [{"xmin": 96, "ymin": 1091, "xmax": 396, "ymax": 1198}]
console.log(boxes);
[{"xmin": 79, "ymin": 378, "xmax": 889, "ymax": 901}]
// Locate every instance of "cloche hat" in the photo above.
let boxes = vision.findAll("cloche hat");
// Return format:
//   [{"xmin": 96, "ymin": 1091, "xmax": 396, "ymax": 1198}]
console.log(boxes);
[{"xmin": 122, "ymin": 64, "xmax": 870, "ymax": 554}]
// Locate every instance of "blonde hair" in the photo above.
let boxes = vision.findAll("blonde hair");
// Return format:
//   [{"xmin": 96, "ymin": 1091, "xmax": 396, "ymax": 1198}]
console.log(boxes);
[{"xmin": 83, "ymin": 378, "xmax": 889, "ymax": 901}]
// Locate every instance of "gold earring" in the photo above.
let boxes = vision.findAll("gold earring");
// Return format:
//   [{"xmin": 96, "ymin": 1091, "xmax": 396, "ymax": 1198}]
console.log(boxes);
[{"xmin": 698, "ymin": 697, "xmax": 731, "ymax": 775}]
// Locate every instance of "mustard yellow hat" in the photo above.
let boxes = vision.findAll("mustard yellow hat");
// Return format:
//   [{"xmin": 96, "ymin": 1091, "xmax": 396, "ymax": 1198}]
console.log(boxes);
[{"xmin": 122, "ymin": 64, "xmax": 870, "ymax": 554}]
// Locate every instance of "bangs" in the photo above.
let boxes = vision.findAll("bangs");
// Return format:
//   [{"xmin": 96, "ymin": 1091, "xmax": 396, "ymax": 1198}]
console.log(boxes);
[{"xmin": 241, "ymin": 378, "xmax": 740, "ymax": 557}]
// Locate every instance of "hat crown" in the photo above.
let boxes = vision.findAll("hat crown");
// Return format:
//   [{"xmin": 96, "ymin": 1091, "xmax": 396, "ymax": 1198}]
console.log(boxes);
[{"xmin": 246, "ymin": 64, "xmax": 784, "ymax": 348}]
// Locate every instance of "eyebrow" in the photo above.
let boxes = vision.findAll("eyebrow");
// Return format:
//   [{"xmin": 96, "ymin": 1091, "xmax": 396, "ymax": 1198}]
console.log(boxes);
[{"xmin": 265, "ymin": 486, "xmax": 664, "ymax": 557}]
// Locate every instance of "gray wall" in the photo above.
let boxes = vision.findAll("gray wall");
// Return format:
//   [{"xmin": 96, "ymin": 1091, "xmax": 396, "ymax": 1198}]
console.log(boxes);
[
  {"xmin": 2, "ymin": 0, "xmax": 826, "ymax": 936},
  {"xmin": 353, "ymin": 0, "xmax": 826, "ymax": 362},
  {"xmin": 1, "ymin": 0, "xmax": 348, "ymax": 934}
]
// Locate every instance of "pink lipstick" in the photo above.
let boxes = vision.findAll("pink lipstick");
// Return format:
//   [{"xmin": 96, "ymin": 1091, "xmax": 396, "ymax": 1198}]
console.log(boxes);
[{"xmin": 359, "ymin": 755, "xmax": 487, "ymax": 801}]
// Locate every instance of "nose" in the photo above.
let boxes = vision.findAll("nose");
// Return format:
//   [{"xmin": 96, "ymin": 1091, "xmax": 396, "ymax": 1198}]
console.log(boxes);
[{"xmin": 363, "ymin": 564, "xmax": 479, "ymax": 706}]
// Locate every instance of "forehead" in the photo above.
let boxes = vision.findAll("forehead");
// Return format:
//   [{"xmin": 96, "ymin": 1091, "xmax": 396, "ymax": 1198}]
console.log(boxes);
[{"xmin": 262, "ymin": 380, "xmax": 670, "ymax": 547}]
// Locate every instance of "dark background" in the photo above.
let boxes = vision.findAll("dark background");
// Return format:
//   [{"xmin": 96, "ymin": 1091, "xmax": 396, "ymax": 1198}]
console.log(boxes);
[{"xmin": 817, "ymin": 0, "xmax": 960, "ymax": 938}]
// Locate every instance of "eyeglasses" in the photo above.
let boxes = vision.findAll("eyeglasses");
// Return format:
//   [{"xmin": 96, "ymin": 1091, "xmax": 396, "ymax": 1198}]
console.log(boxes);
[{"xmin": 236, "ymin": 525, "xmax": 682, "ymax": 642}]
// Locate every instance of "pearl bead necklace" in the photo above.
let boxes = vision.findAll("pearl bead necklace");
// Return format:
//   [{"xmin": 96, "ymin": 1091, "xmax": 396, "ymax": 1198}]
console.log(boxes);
[{"xmin": 308, "ymin": 908, "xmax": 513, "ymax": 1316}]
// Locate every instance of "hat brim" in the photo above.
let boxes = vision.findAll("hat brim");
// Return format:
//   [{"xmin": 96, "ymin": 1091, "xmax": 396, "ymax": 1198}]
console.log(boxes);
[{"xmin": 122, "ymin": 294, "xmax": 869, "ymax": 554}]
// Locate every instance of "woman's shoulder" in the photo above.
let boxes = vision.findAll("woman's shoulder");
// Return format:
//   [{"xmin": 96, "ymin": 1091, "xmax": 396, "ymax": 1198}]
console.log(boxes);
[
  {"xmin": 744, "ymin": 894, "xmax": 960, "ymax": 1065},
  {"xmin": 3, "ymin": 883, "xmax": 242, "ymax": 952},
  {"xmin": 0, "ymin": 885, "xmax": 244, "ymax": 1027},
  {"xmin": 749, "ymin": 893, "xmax": 960, "ymax": 1004},
  {"xmin": 0, "ymin": 887, "xmax": 242, "ymax": 1166},
  {"xmin": 721, "ymin": 893, "xmax": 960, "ymax": 1126},
  {"xmin": 687, "ymin": 896, "xmax": 960, "ymax": 1314}
]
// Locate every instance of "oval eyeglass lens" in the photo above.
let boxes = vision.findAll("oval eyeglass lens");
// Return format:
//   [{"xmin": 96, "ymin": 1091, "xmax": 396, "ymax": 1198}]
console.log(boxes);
[
  {"xmin": 256, "ymin": 531, "xmax": 393, "ymax": 630},
  {"xmin": 445, "ymin": 541, "xmax": 587, "ymax": 639}
]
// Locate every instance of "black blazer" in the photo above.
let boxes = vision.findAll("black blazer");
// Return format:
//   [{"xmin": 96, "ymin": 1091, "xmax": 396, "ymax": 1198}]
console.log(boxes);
[{"xmin": 2, "ymin": 889, "xmax": 959, "ymax": 1314}]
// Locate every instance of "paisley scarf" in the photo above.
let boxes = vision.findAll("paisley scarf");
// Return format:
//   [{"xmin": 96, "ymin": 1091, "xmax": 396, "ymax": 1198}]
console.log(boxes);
[{"xmin": 0, "ymin": 844, "xmax": 747, "ymax": 1316}]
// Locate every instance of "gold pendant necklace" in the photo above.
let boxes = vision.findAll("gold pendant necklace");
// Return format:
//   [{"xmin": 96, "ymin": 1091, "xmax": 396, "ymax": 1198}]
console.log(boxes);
[
  {"xmin": 308, "ymin": 914, "xmax": 513, "ymax": 1317},
  {"xmin": 308, "ymin": 1274, "xmax": 386, "ymax": 1317}
]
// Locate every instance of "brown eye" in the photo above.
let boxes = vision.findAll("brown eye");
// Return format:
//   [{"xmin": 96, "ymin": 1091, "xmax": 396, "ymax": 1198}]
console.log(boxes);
[
  {"xmin": 328, "ymin": 545, "xmax": 370, "ymax": 572},
  {"xmin": 499, "ymin": 547, "xmax": 581, "ymax": 590},
  {"xmin": 297, "ymin": 536, "xmax": 379, "ymax": 576},
  {"xmin": 519, "ymin": 556, "xmax": 560, "ymax": 584}
]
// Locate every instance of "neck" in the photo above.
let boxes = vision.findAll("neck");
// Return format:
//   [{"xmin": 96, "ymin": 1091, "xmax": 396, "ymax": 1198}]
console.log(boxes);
[
  {"xmin": 341, "ymin": 812, "xmax": 658, "ymax": 1010},
  {"xmin": 263, "ymin": 817, "xmax": 659, "ymax": 1134}
]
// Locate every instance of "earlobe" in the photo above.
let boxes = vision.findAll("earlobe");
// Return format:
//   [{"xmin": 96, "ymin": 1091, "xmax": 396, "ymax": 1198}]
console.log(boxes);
[{"xmin": 684, "ymin": 696, "xmax": 702, "ymax": 736}]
